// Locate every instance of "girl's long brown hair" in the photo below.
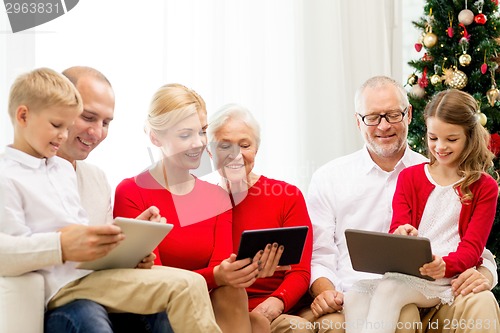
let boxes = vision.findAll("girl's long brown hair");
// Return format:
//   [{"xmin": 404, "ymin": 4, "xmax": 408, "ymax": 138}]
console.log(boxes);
[{"xmin": 424, "ymin": 89, "xmax": 495, "ymax": 202}]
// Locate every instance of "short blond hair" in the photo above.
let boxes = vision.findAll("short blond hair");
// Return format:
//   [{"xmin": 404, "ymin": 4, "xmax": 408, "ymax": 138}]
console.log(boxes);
[{"xmin": 8, "ymin": 67, "xmax": 83, "ymax": 123}]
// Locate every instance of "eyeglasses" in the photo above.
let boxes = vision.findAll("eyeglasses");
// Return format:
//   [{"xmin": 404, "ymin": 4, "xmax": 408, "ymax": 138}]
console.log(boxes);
[{"xmin": 357, "ymin": 107, "xmax": 408, "ymax": 126}]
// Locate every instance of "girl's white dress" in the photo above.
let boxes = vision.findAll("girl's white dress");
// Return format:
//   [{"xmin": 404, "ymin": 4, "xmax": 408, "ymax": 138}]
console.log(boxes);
[{"xmin": 350, "ymin": 166, "xmax": 463, "ymax": 305}]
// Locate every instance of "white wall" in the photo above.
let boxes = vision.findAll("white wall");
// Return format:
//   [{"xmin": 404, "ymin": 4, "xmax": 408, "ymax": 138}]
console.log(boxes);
[{"xmin": 0, "ymin": 0, "xmax": 421, "ymax": 195}]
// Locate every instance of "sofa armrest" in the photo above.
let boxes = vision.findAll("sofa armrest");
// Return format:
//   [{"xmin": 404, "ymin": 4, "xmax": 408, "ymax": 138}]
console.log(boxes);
[{"xmin": 0, "ymin": 272, "xmax": 44, "ymax": 333}]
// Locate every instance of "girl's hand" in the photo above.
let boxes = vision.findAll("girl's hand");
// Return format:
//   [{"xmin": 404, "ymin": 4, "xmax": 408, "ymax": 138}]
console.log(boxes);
[
  {"xmin": 251, "ymin": 297, "xmax": 284, "ymax": 322},
  {"xmin": 420, "ymin": 254, "xmax": 446, "ymax": 279},
  {"xmin": 214, "ymin": 253, "xmax": 260, "ymax": 288},
  {"xmin": 257, "ymin": 243, "xmax": 291, "ymax": 278},
  {"xmin": 393, "ymin": 224, "xmax": 418, "ymax": 236}
]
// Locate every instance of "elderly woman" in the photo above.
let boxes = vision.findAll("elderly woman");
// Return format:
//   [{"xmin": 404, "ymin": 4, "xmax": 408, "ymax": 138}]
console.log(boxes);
[{"xmin": 207, "ymin": 103, "xmax": 314, "ymax": 333}]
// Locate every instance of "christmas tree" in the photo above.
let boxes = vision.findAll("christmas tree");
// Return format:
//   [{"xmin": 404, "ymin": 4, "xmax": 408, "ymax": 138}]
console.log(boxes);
[{"xmin": 406, "ymin": 0, "xmax": 500, "ymax": 301}]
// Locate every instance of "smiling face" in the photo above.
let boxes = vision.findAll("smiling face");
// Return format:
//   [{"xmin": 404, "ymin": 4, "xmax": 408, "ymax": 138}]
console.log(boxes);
[
  {"xmin": 426, "ymin": 116, "xmax": 466, "ymax": 168},
  {"xmin": 356, "ymin": 84, "xmax": 411, "ymax": 165},
  {"xmin": 57, "ymin": 75, "xmax": 115, "ymax": 164},
  {"xmin": 16, "ymin": 104, "xmax": 82, "ymax": 159},
  {"xmin": 154, "ymin": 112, "xmax": 208, "ymax": 173},
  {"xmin": 212, "ymin": 118, "xmax": 258, "ymax": 184}
]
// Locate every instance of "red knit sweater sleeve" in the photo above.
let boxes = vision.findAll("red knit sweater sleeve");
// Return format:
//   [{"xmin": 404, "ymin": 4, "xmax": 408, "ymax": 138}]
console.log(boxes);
[
  {"xmin": 192, "ymin": 207, "xmax": 232, "ymax": 289},
  {"xmin": 443, "ymin": 174, "xmax": 498, "ymax": 277},
  {"xmin": 390, "ymin": 167, "xmax": 415, "ymax": 233},
  {"xmin": 269, "ymin": 184, "xmax": 312, "ymax": 313}
]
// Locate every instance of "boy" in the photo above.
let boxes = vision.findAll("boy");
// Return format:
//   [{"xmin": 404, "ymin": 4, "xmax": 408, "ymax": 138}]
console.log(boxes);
[{"xmin": 0, "ymin": 67, "xmax": 221, "ymax": 333}]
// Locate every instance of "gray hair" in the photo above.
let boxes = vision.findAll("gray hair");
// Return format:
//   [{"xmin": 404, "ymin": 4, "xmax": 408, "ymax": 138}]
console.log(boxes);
[
  {"xmin": 207, "ymin": 103, "xmax": 261, "ymax": 148},
  {"xmin": 354, "ymin": 76, "xmax": 409, "ymax": 114}
]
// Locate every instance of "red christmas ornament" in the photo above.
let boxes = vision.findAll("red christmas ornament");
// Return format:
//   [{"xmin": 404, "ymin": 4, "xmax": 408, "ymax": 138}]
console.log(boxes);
[
  {"xmin": 422, "ymin": 53, "xmax": 433, "ymax": 62},
  {"xmin": 492, "ymin": 0, "xmax": 499, "ymax": 6},
  {"xmin": 488, "ymin": 133, "xmax": 500, "ymax": 156},
  {"xmin": 447, "ymin": 27, "xmax": 454, "ymax": 38},
  {"xmin": 481, "ymin": 63, "xmax": 488, "ymax": 74},
  {"xmin": 415, "ymin": 43, "xmax": 423, "ymax": 52},
  {"xmin": 474, "ymin": 13, "xmax": 487, "ymax": 25},
  {"xmin": 418, "ymin": 67, "xmax": 429, "ymax": 88}
]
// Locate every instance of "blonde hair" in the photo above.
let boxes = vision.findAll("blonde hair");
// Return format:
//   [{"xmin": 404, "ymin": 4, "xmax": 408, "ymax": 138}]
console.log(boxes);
[
  {"xmin": 424, "ymin": 89, "xmax": 495, "ymax": 202},
  {"xmin": 145, "ymin": 83, "xmax": 206, "ymax": 135},
  {"xmin": 8, "ymin": 67, "xmax": 82, "ymax": 123}
]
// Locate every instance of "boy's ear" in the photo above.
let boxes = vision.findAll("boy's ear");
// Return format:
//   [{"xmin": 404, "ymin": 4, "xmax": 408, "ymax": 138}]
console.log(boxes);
[
  {"xmin": 15, "ymin": 105, "xmax": 29, "ymax": 127},
  {"xmin": 149, "ymin": 131, "xmax": 162, "ymax": 147}
]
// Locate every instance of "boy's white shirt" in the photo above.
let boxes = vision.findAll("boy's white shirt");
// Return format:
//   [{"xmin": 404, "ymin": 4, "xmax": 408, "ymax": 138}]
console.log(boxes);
[{"xmin": 0, "ymin": 146, "xmax": 91, "ymax": 304}]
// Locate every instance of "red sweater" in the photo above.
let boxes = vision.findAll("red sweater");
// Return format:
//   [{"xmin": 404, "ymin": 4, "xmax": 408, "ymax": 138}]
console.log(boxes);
[
  {"xmin": 232, "ymin": 176, "xmax": 312, "ymax": 313},
  {"xmin": 390, "ymin": 163, "xmax": 498, "ymax": 277},
  {"xmin": 113, "ymin": 171, "xmax": 232, "ymax": 289}
]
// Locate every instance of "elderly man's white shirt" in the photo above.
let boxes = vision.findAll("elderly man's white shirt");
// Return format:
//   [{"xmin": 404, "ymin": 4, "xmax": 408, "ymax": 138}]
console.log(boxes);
[
  {"xmin": 0, "ymin": 147, "xmax": 90, "ymax": 304},
  {"xmin": 308, "ymin": 145, "xmax": 498, "ymax": 292}
]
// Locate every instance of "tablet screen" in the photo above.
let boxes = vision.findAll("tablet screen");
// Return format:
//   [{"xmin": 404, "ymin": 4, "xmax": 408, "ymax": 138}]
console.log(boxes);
[{"xmin": 236, "ymin": 226, "xmax": 309, "ymax": 266}]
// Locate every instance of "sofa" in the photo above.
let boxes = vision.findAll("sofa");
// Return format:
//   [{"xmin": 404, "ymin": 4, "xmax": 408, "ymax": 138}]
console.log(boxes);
[{"xmin": 0, "ymin": 272, "xmax": 45, "ymax": 333}]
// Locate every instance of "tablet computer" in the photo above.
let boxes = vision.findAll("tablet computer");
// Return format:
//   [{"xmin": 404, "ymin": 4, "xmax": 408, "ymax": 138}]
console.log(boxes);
[
  {"xmin": 236, "ymin": 226, "xmax": 309, "ymax": 266},
  {"xmin": 77, "ymin": 217, "xmax": 174, "ymax": 271},
  {"xmin": 345, "ymin": 229, "xmax": 434, "ymax": 281}
]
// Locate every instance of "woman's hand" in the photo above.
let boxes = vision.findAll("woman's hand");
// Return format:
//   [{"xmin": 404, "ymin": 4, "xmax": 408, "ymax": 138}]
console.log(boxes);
[
  {"xmin": 257, "ymin": 243, "xmax": 291, "ymax": 278},
  {"xmin": 420, "ymin": 254, "xmax": 446, "ymax": 279},
  {"xmin": 251, "ymin": 297, "xmax": 284, "ymax": 322},
  {"xmin": 393, "ymin": 224, "xmax": 418, "ymax": 236},
  {"xmin": 136, "ymin": 206, "xmax": 167, "ymax": 223},
  {"xmin": 135, "ymin": 252, "xmax": 156, "ymax": 269},
  {"xmin": 214, "ymin": 253, "xmax": 260, "ymax": 288}
]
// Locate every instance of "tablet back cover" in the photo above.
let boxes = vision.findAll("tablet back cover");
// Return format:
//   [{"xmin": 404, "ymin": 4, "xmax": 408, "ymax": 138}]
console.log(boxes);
[{"xmin": 345, "ymin": 229, "xmax": 434, "ymax": 281}]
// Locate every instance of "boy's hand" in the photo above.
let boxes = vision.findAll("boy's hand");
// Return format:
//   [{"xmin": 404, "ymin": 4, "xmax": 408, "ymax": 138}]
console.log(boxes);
[{"xmin": 60, "ymin": 224, "xmax": 124, "ymax": 262}]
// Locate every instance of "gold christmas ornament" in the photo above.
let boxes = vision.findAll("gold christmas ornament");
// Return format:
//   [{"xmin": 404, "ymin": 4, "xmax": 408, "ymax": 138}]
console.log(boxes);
[
  {"xmin": 430, "ymin": 74, "xmax": 442, "ymax": 85},
  {"xmin": 459, "ymin": 53, "xmax": 471, "ymax": 66},
  {"xmin": 486, "ymin": 86, "xmax": 499, "ymax": 107},
  {"xmin": 423, "ymin": 32, "xmax": 438, "ymax": 48},
  {"xmin": 407, "ymin": 73, "xmax": 418, "ymax": 86},
  {"xmin": 477, "ymin": 112, "xmax": 487, "ymax": 126},
  {"xmin": 443, "ymin": 68, "xmax": 468, "ymax": 89}
]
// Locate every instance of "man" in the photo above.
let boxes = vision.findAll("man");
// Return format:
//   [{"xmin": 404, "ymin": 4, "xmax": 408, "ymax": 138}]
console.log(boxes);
[
  {"xmin": 42, "ymin": 66, "xmax": 173, "ymax": 333},
  {"xmin": 301, "ymin": 76, "xmax": 499, "ymax": 333}
]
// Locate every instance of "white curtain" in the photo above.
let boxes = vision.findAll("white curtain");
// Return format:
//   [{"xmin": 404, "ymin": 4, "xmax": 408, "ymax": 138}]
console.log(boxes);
[{"xmin": 0, "ymin": 0, "xmax": 402, "ymax": 194}]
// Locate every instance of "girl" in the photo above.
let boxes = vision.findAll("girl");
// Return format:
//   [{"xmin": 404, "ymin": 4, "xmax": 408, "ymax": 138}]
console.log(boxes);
[
  {"xmin": 113, "ymin": 84, "xmax": 272, "ymax": 333},
  {"xmin": 344, "ymin": 89, "xmax": 498, "ymax": 333}
]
